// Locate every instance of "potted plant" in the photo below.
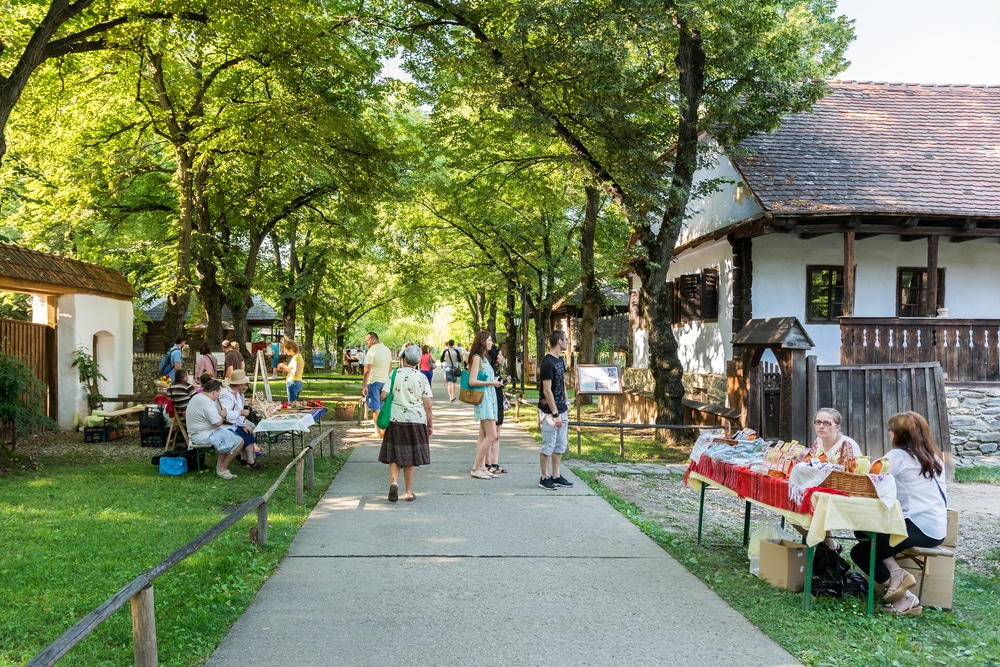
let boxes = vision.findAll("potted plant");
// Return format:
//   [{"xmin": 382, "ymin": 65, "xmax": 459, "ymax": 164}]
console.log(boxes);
[{"xmin": 71, "ymin": 347, "xmax": 106, "ymax": 413}]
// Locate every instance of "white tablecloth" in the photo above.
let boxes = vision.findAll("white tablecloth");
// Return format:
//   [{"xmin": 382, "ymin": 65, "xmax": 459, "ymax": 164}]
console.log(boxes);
[{"xmin": 255, "ymin": 413, "xmax": 316, "ymax": 434}]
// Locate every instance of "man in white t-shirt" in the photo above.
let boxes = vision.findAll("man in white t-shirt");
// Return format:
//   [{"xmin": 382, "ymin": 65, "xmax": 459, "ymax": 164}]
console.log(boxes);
[
  {"xmin": 362, "ymin": 331, "xmax": 392, "ymax": 436},
  {"xmin": 186, "ymin": 379, "xmax": 246, "ymax": 480}
]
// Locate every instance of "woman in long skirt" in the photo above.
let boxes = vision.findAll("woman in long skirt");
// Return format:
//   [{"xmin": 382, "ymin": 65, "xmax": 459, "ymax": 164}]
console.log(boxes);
[{"xmin": 378, "ymin": 345, "xmax": 433, "ymax": 501}]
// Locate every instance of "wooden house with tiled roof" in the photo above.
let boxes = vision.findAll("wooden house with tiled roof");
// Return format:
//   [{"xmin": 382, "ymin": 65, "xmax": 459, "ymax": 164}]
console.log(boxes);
[
  {"xmin": 0, "ymin": 243, "xmax": 139, "ymax": 429},
  {"xmin": 138, "ymin": 294, "xmax": 277, "ymax": 353},
  {"xmin": 629, "ymin": 82, "xmax": 1000, "ymax": 457}
]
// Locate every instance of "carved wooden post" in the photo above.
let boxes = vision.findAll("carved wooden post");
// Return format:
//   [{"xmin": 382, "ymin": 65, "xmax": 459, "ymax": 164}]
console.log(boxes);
[
  {"xmin": 256, "ymin": 502, "xmax": 268, "ymax": 546},
  {"xmin": 130, "ymin": 585, "xmax": 157, "ymax": 667},
  {"xmin": 295, "ymin": 458, "xmax": 304, "ymax": 505}
]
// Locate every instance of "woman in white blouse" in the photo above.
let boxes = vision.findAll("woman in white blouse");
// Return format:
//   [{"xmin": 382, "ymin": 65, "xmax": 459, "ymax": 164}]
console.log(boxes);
[
  {"xmin": 849, "ymin": 411, "xmax": 947, "ymax": 617},
  {"xmin": 377, "ymin": 345, "xmax": 433, "ymax": 502}
]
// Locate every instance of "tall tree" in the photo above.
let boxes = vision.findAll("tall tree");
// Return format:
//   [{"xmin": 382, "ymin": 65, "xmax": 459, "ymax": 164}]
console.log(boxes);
[
  {"xmin": 0, "ymin": 1, "xmax": 208, "ymax": 162},
  {"xmin": 396, "ymin": 0, "xmax": 852, "ymax": 423}
]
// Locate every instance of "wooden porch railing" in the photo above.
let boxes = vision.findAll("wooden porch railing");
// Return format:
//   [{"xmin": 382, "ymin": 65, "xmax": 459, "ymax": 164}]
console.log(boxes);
[{"xmin": 840, "ymin": 317, "xmax": 1000, "ymax": 383}]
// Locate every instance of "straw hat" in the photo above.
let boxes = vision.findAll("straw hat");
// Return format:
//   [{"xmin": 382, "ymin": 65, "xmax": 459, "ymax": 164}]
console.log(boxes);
[{"xmin": 228, "ymin": 369, "xmax": 249, "ymax": 385}]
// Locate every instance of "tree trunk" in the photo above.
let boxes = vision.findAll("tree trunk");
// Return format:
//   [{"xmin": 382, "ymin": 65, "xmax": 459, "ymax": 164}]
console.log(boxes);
[
  {"xmin": 161, "ymin": 147, "xmax": 195, "ymax": 347},
  {"xmin": 506, "ymin": 278, "xmax": 519, "ymax": 384},
  {"xmin": 577, "ymin": 185, "xmax": 601, "ymax": 405},
  {"xmin": 193, "ymin": 160, "xmax": 225, "ymax": 349},
  {"xmin": 533, "ymin": 301, "xmax": 552, "ymax": 384},
  {"xmin": 634, "ymin": 21, "xmax": 707, "ymax": 433},
  {"xmin": 302, "ymin": 310, "xmax": 316, "ymax": 372}
]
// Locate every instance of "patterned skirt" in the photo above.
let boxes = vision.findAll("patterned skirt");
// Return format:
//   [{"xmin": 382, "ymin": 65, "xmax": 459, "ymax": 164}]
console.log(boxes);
[{"xmin": 378, "ymin": 422, "xmax": 431, "ymax": 467}]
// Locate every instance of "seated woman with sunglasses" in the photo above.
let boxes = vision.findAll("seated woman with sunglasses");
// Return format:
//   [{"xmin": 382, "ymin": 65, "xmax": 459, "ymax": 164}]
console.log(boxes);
[{"xmin": 793, "ymin": 408, "xmax": 863, "ymax": 551}]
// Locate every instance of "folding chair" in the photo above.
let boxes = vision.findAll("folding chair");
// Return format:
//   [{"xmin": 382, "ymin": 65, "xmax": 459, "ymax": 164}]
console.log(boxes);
[{"xmin": 163, "ymin": 402, "xmax": 190, "ymax": 451}]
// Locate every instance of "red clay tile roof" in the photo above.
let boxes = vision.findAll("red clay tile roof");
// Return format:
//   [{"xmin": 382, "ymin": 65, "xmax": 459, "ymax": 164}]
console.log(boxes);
[
  {"xmin": 0, "ymin": 243, "xmax": 139, "ymax": 300},
  {"xmin": 731, "ymin": 81, "xmax": 1000, "ymax": 218}
]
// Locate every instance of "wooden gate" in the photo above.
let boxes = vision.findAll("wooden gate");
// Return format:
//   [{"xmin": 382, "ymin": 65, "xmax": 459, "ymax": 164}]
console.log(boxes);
[
  {"xmin": 758, "ymin": 360, "xmax": 781, "ymax": 439},
  {"xmin": 806, "ymin": 357, "xmax": 952, "ymax": 475},
  {"xmin": 1, "ymin": 318, "xmax": 57, "ymax": 419}
]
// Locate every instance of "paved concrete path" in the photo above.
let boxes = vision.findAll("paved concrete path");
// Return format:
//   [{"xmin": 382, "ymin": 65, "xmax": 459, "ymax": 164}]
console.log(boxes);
[{"xmin": 208, "ymin": 374, "xmax": 798, "ymax": 667}]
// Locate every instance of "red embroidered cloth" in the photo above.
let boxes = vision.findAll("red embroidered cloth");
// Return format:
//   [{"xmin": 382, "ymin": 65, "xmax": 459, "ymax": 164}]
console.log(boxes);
[{"xmin": 686, "ymin": 457, "xmax": 842, "ymax": 514}]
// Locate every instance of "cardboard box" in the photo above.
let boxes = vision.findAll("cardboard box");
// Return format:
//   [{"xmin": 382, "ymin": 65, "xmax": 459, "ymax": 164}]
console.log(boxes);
[
  {"xmin": 898, "ymin": 568, "xmax": 954, "ymax": 609},
  {"xmin": 759, "ymin": 539, "xmax": 806, "ymax": 592},
  {"xmin": 944, "ymin": 509, "xmax": 959, "ymax": 548},
  {"xmin": 898, "ymin": 554, "xmax": 955, "ymax": 580},
  {"xmin": 915, "ymin": 574, "xmax": 954, "ymax": 609}
]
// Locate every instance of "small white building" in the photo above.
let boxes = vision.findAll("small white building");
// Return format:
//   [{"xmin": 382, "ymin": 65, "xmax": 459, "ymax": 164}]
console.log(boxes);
[{"xmin": 0, "ymin": 243, "xmax": 139, "ymax": 429}]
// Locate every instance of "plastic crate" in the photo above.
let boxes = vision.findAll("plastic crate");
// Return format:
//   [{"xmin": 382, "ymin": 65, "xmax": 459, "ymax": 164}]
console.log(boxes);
[
  {"xmin": 139, "ymin": 406, "xmax": 165, "ymax": 428},
  {"xmin": 84, "ymin": 425, "xmax": 119, "ymax": 443},
  {"xmin": 140, "ymin": 425, "xmax": 169, "ymax": 448}
]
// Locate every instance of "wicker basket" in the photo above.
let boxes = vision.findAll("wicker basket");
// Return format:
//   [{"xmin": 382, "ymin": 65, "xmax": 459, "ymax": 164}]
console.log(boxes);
[{"xmin": 820, "ymin": 470, "xmax": 878, "ymax": 498}]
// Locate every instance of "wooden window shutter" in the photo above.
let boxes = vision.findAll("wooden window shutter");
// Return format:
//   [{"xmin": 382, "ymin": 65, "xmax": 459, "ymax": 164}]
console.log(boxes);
[
  {"xmin": 667, "ymin": 281, "xmax": 679, "ymax": 325},
  {"xmin": 701, "ymin": 267, "xmax": 719, "ymax": 321},
  {"xmin": 678, "ymin": 273, "xmax": 702, "ymax": 322}
]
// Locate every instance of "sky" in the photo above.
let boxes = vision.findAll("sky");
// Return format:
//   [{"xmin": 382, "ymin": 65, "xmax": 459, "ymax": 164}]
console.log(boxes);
[{"xmin": 834, "ymin": 0, "xmax": 1000, "ymax": 85}]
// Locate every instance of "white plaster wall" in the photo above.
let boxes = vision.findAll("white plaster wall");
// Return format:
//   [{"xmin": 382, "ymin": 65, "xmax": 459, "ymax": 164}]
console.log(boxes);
[
  {"xmin": 56, "ymin": 294, "xmax": 135, "ymax": 429},
  {"xmin": 752, "ymin": 235, "xmax": 1000, "ymax": 364},
  {"xmin": 678, "ymin": 150, "xmax": 763, "ymax": 245},
  {"xmin": 665, "ymin": 239, "xmax": 735, "ymax": 375}
]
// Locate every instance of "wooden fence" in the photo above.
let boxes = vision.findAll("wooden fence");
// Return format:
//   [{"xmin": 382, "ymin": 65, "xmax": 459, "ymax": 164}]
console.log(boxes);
[
  {"xmin": 1, "ymin": 317, "xmax": 56, "ymax": 418},
  {"xmin": 806, "ymin": 357, "xmax": 952, "ymax": 476},
  {"xmin": 841, "ymin": 317, "xmax": 1000, "ymax": 382},
  {"xmin": 26, "ymin": 446, "xmax": 318, "ymax": 667}
]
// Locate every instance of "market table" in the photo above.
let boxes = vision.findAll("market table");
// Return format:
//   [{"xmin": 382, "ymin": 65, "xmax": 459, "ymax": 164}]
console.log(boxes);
[
  {"xmin": 255, "ymin": 412, "xmax": 318, "ymax": 459},
  {"xmin": 687, "ymin": 468, "xmax": 907, "ymax": 615}
]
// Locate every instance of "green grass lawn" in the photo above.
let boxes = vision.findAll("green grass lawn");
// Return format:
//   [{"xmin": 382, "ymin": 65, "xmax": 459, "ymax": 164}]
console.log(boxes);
[
  {"xmin": 0, "ymin": 445, "xmax": 348, "ymax": 667},
  {"xmin": 577, "ymin": 470, "xmax": 1000, "ymax": 667},
  {"xmin": 954, "ymin": 466, "xmax": 1000, "ymax": 485}
]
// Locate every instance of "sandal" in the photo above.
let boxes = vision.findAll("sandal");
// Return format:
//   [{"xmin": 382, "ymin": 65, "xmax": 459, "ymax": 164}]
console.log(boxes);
[
  {"xmin": 388, "ymin": 483, "xmax": 399, "ymax": 502},
  {"xmin": 244, "ymin": 462, "xmax": 266, "ymax": 471},
  {"xmin": 404, "ymin": 493, "xmax": 416, "ymax": 502},
  {"xmin": 883, "ymin": 591, "xmax": 922, "ymax": 617},
  {"xmin": 488, "ymin": 464, "xmax": 508, "ymax": 474},
  {"xmin": 470, "ymin": 468, "xmax": 495, "ymax": 479},
  {"xmin": 883, "ymin": 568, "xmax": 917, "ymax": 603},
  {"xmin": 216, "ymin": 470, "xmax": 237, "ymax": 480}
]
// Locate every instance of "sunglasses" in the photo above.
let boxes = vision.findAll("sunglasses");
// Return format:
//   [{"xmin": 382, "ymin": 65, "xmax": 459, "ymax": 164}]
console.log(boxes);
[{"xmin": 813, "ymin": 420, "xmax": 835, "ymax": 427}]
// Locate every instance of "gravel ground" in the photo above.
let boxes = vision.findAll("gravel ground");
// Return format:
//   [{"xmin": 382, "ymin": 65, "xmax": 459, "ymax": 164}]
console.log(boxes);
[{"xmin": 568, "ymin": 460, "xmax": 1000, "ymax": 577}]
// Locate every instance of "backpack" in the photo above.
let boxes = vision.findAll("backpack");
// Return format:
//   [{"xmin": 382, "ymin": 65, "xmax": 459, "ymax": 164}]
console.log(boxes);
[{"xmin": 158, "ymin": 345, "xmax": 177, "ymax": 377}]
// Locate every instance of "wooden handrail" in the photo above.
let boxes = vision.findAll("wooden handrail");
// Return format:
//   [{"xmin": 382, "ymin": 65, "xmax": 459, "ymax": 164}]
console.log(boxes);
[{"xmin": 26, "ymin": 446, "xmax": 317, "ymax": 667}]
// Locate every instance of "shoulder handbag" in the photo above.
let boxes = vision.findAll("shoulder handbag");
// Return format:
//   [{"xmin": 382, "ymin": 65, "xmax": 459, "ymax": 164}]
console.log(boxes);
[
  {"xmin": 376, "ymin": 369, "xmax": 398, "ymax": 430},
  {"xmin": 458, "ymin": 369, "xmax": 485, "ymax": 405}
]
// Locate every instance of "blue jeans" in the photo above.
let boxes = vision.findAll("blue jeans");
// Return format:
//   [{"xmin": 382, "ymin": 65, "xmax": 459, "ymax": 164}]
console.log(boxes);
[
  {"xmin": 286, "ymin": 380, "xmax": 303, "ymax": 403},
  {"xmin": 229, "ymin": 426, "xmax": 255, "ymax": 447}
]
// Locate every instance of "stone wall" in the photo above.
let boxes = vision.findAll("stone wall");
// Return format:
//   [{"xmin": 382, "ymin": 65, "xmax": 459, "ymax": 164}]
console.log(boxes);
[{"xmin": 946, "ymin": 385, "xmax": 1000, "ymax": 466}]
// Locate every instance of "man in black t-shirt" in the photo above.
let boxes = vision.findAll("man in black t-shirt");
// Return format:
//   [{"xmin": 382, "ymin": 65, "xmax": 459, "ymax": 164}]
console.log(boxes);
[{"xmin": 537, "ymin": 330, "xmax": 573, "ymax": 490}]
